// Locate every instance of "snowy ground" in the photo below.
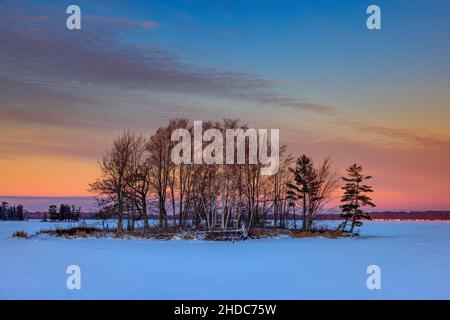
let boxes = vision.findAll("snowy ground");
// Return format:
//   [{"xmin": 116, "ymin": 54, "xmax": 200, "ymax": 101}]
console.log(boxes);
[{"xmin": 1, "ymin": 220, "xmax": 449, "ymax": 299}]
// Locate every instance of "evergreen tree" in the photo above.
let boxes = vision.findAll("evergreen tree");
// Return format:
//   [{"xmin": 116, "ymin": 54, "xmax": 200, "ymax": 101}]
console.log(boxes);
[
  {"xmin": 70, "ymin": 205, "xmax": 81, "ymax": 222},
  {"xmin": 286, "ymin": 155, "xmax": 317, "ymax": 230},
  {"xmin": 16, "ymin": 204, "xmax": 24, "ymax": 221},
  {"xmin": 1, "ymin": 202, "xmax": 9, "ymax": 220},
  {"xmin": 58, "ymin": 204, "xmax": 71, "ymax": 221},
  {"xmin": 8, "ymin": 206, "xmax": 16, "ymax": 220},
  {"xmin": 48, "ymin": 205, "xmax": 59, "ymax": 221},
  {"xmin": 339, "ymin": 163, "xmax": 376, "ymax": 233}
]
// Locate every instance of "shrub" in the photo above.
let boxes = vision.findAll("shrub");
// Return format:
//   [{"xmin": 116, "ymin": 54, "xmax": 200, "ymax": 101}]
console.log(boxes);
[
  {"xmin": 12, "ymin": 230, "xmax": 28, "ymax": 238},
  {"xmin": 37, "ymin": 226, "xmax": 100, "ymax": 238}
]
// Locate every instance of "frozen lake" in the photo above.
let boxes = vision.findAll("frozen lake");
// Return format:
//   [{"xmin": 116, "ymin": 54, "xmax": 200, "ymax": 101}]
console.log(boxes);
[{"xmin": 0, "ymin": 220, "xmax": 449, "ymax": 299}]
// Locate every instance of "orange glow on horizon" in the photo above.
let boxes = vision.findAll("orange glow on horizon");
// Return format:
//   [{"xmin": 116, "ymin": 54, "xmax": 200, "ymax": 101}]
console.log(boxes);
[
  {"xmin": 1, "ymin": 156, "xmax": 97, "ymax": 197},
  {"xmin": 1, "ymin": 154, "xmax": 449, "ymax": 211}
]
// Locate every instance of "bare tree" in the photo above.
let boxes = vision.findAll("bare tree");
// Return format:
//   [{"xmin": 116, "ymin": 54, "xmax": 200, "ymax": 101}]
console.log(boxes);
[
  {"xmin": 89, "ymin": 131, "xmax": 137, "ymax": 235},
  {"xmin": 147, "ymin": 126, "xmax": 174, "ymax": 229},
  {"xmin": 94, "ymin": 197, "xmax": 116, "ymax": 230},
  {"xmin": 89, "ymin": 118, "xmax": 343, "ymax": 237},
  {"xmin": 306, "ymin": 157, "xmax": 340, "ymax": 229},
  {"xmin": 123, "ymin": 134, "xmax": 151, "ymax": 231},
  {"xmin": 269, "ymin": 146, "xmax": 293, "ymax": 228}
]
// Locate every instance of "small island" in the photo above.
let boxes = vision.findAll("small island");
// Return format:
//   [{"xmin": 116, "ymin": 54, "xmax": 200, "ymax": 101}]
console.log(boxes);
[{"xmin": 11, "ymin": 119, "xmax": 375, "ymax": 241}]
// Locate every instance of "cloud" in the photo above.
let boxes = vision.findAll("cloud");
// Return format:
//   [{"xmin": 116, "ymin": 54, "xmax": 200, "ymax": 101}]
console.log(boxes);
[
  {"xmin": 1, "ymin": 2, "xmax": 338, "ymax": 167},
  {"xmin": 254, "ymin": 94, "xmax": 337, "ymax": 114},
  {"xmin": 85, "ymin": 15, "xmax": 158, "ymax": 30},
  {"xmin": 363, "ymin": 124, "xmax": 450, "ymax": 150},
  {"xmin": 29, "ymin": 15, "xmax": 51, "ymax": 22},
  {"xmin": 334, "ymin": 118, "xmax": 450, "ymax": 150},
  {"xmin": 0, "ymin": 137, "xmax": 102, "ymax": 160},
  {"xmin": 2, "ymin": 4, "xmax": 447, "ymax": 156},
  {"xmin": 0, "ymin": 5, "xmax": 333, "ymax": 115}
]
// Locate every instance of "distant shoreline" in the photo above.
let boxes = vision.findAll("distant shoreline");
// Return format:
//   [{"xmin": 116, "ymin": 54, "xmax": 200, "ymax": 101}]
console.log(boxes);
[
  {"xmin": 16, "ymin": 211, "xmax": 450, "ymax": 221},
  {"xmin": 316, "ymin": 211, "xmax": 450, "ymax": 221}
]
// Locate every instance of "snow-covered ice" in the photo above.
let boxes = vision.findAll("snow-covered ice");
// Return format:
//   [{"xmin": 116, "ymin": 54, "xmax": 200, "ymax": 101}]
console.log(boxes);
[{"xmin": 1, "ymin": 220, "xmax": 449, "ymax": 299}]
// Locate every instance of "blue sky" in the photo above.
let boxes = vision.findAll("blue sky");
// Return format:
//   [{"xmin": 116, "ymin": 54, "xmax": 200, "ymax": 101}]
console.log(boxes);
[{"xmin": 65, "ymin": 0, "xmax": 450, "ymax": 127}]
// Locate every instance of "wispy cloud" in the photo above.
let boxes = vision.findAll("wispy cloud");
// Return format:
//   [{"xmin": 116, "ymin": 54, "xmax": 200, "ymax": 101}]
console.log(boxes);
[
  {"xmin": 334, "ymin": 118, "xmax": 450, "ymax": 150},
  {"xmin": 85, "ymin": 15, "xmax": 158, "ymax": 30},
  {"xmin": 4, "ymin": 6, "xmax": 448, "ymax": 154},
  {"xmin": 29, "ymin": 15, "xmax": 51, "ymax": 22},
  {"xmin": 364, "ymin": 124, "xmax": 450, "ymax": 150},
  {"xmin": 0, "ymin": 4, "xmax": 333, "ymax": 115}
]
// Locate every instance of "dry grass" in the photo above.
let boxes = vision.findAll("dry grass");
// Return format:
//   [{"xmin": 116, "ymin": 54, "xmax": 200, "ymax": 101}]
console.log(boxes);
[
  {"xmin": 290, "ymin": 228, "xmax": 344, "ymax": 239},
  {"xmin": 34, "ymin": 225, "xmax": 349, "ymax": 240},
  {"xmin": 124, "ymin": 226, "xmax": 181, "ymax": 239},
  {"xmin": 205, "ymin": 231, "xmax": 245, "ymax": 241},
  {"xmin": 37, "ymin": 225, "xmax": 185, "ymax": 240},
  {"xmin": 38, "ymin": 226, "xmax": 104, "ymax": 238},
  {"xmin": 249, "ymin": 228, "xmax": 291, "ymax": 239},
  {"xmin": 12, "ymin": 230, "xmax": 28, "ymax": 238}
]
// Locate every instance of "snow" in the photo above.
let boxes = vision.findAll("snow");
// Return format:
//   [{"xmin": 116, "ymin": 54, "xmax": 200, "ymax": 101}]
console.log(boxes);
[{"xmin": 1, "ymin": 220, "xmax": 449, "ymax": 299}]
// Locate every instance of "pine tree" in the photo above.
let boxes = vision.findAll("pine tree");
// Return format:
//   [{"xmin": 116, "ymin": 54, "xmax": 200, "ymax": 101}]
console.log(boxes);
[
  {"xmin": 48, "ymin": 205, "xmax": 59, "ymax": 221},
  {"xmin": 16, "ymin": 204, "xmax": 24, "ymax": 221},
  {"xmin": 339, "ymin": 163, "xmax": 376, "ymax": 233},
  {"xmin": 1, "ymin": 202, "xmax": 9, "ymax": 220},
  {"xmin": 286, "ymin": 155, "xmax": 317, "ymax": 230},
  {"xmin": 71, "ymin": 205, "xmax": 81, "ymax": 222}
]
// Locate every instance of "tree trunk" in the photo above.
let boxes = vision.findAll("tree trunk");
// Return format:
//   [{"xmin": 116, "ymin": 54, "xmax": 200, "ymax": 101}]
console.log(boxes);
[
  {"xmin": 142, "ymin": 199, "xmax": 149, "ymax": 231},
  {"xmin": 302, "ymin": 192, "xmax": 307, "ymax": 230},
  {"xmin": 117, "ymin": 202, "xmax": 123, "ymax": 235},
  {"xmin": 159, "ymin": 197, "xmax": 167, "ymax": 229}
]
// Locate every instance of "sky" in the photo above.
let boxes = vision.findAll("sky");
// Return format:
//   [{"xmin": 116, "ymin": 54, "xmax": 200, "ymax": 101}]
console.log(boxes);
[{"xmin": 1, "ymin": 0, "xmax": 449, "ymax": 211}]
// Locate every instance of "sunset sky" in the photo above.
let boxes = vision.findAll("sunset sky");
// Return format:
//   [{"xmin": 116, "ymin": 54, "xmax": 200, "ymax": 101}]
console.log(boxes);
[{"xmin": 1, "ymin": 0, "xmax": 449, "ymax": 211}]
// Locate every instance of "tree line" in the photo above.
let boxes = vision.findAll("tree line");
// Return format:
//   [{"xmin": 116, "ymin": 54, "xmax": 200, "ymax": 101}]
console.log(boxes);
[
  {"xmin": 0, "ymin": 202, "xmax": 25, "ymax": 221},
  {"xmin": 44, "ymin": 204, "xmax": 80, "ymax": 222},
  {"xmin": 90, "ymin": 118, "xmax": 375, "ymax": 235}
]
